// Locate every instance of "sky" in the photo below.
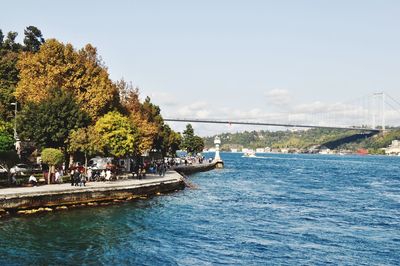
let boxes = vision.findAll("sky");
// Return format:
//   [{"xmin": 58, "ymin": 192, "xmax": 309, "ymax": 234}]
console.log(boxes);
[{"xmin": 2, "ymin": 0, "xmax": 400, "ymax": 136}]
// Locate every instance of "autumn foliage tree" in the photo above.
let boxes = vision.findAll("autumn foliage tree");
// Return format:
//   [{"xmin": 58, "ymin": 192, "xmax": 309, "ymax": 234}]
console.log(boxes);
[
  {"xmin": 1, "ymin": 27, "xmax": 195, "ymax": 163},
  {"xmin": 15, "ymin": 39, "xmax": 118, "ymax": 120},
  {"xmin": 118, "ymin": 80, "xmax": 159, "ymax": 153},
  {"xmin": 0, "ymin": 26, "xmax": 44, "ymax": 120},
  {"xmin": 117, "ymin": 79, "xmax": 183, "ymax": 156}
]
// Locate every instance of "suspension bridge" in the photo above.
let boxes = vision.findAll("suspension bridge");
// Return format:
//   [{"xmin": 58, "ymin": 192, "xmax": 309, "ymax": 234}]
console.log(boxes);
[{"xmin": 164, "ymin": 92, "xmax": 400, "ymax": 132}]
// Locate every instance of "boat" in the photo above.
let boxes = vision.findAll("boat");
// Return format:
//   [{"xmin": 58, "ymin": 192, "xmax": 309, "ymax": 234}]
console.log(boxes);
[{"xmin": 242, "ymin": 150, "xmax": 256, "ymax": 158}]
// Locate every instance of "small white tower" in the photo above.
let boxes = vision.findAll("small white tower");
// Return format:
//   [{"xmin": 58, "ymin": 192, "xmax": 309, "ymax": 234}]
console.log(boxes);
[
  {"xmin": 213, "ymin": 136, "xmax": 224, "ymax": 168},
  {"xmin": 214, "ymin": 136, "xmax": 221, "ymax": 161}
]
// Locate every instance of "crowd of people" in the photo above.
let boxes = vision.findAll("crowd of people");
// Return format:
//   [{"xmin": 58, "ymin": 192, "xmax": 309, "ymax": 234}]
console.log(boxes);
[{"xmin": 24, "ymin": 154, "xmax": 213, "ymax": 187}]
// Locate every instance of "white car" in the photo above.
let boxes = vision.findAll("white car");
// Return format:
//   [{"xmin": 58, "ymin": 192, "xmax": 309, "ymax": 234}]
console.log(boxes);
[{"xmin": 10, "ymin": 164, "xmax": 31, "ymax": 175}]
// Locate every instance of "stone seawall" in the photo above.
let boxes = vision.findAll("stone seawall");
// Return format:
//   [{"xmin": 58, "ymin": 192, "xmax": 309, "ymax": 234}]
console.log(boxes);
[{"xmin": 0, "ymin": 171, "xmax": 185, "ymax": 215}]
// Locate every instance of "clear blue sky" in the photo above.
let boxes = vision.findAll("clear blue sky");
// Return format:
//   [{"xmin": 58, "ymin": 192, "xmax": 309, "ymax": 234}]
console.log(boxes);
[{"xmin": 2, "ymin": 0, "xmax": 400, "ymax": 135}]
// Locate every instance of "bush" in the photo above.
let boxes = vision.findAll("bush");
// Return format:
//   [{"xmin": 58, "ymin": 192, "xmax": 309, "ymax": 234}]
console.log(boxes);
[{"xmin": 41, "ymin": 148, "xmax": 63, "ymax": 166}]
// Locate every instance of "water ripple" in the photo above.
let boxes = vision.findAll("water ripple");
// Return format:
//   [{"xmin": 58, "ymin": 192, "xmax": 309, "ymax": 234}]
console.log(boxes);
[{"xmin": 0, "ymin": 153, "xmax": 399, "ymax": 265}]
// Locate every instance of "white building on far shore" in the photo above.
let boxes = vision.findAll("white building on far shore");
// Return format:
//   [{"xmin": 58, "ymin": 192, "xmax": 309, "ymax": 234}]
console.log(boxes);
[{"xmin": 385, "ymin": 140, "xmax": 400, "ymax": 155}]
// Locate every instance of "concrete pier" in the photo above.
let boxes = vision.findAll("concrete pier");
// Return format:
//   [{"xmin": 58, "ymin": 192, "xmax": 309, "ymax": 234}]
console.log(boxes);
[
  {"xmin": 173, "ymin": 160, "xmax": 222, "ymax": 175},
  {"xmin": 0, "ymin": 170, "xmax": 184, "ymax": 215}
]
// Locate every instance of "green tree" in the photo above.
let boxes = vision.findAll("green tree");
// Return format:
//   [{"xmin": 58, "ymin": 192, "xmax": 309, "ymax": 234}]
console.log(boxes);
[
  {"xmin": 68, "ymin": 126, "xmax": 104, "ymax": 170},
  {"xmin": 0, "ymin": 29, "xmax": 4, "ymax": 48},
  {"xmin": 159, "ymin": 124, "xmax": 182, "ymax": 157},
  {"xmin": 181, "ymin": 124, "xmax": 204, "ymax": 154},
  {"xmin": 17, "ymin": 88, "xmax": 90, "ymax": 150},
  {"xmin": 41, "ymin": 148, "xmax": 63, "ymax": 184},
  {"xmin": 94, "ymin": 111, "xmax": 141, "ymax": 157},
  {"xmin": 23, "ymin": 26, "xmax": 44, "ymax": 52},
  {"xmin": 192, "ymin": 136, "xmax": 205, "ymax": 154},
  {"xmin": 3, "ymin": 31, "xmax": 22, "ymax": 51},
  {"xmin": 0, "ymin": 46, "xmax": 19, "ymax": 120},
  {"xmin": 0, "ymin": 131, "xmax": 14, "ymax": 152},
  {"xmin": 181, "ymin": 124, "xmax": 194, "ymax": 153}
]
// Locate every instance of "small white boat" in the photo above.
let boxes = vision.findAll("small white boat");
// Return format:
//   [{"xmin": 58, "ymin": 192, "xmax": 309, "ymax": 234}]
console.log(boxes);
[{"xmin": 243, "ymin": 150, "xmax": 256, "ymax": 158}]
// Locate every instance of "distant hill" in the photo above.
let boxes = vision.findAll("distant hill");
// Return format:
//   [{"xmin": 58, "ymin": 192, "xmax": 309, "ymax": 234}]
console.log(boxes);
[{"xmin": 203, "ymin": 128, "xmax": 400, "ymax": 153}]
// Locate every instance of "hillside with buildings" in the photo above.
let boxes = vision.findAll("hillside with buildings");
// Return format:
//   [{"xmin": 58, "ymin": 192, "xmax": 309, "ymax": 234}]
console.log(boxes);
[{"xmin": 203, "ymin": 128, "xmax": 400, "ymax": 155}]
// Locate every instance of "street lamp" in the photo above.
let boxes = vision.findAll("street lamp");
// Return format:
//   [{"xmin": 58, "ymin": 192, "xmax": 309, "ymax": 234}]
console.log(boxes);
[
  {"xmin": 10, "ymin": 102, "xmax": 21, "ymax": 158},
  {"xmin": 10, "ymin": 102, "xmax": 17, "ymax": 140}
]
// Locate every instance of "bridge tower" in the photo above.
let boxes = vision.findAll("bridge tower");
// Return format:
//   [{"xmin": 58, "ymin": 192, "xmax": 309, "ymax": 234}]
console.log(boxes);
[{"xmin": 373, "ymin": 92, "xmax": 386, "ymax": 131}]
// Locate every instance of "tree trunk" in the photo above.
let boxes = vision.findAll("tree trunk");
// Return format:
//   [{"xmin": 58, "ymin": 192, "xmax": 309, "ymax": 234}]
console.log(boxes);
[
  {"xmin": 69, "ymin": 154, "xmax": 74, "ymax": 170},
  {"xmin": 84, "ymin": 152, "xmax": 87, "ymax": 175},
  {"xmin": 48, "ymin": 165, "xmax": 53, "ymax": 184}
]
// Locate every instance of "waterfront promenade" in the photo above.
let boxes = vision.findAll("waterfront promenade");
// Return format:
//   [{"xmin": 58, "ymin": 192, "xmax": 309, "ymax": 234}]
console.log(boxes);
[{"xmin": 0, "ymin": 170, "xmax": 185, "ymax": 213}]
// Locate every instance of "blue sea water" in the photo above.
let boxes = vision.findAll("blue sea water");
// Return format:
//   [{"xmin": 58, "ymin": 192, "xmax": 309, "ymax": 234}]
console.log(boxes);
[{"xmin": 0, "ymin": 153, "xmax": 399, "ymax": 265}]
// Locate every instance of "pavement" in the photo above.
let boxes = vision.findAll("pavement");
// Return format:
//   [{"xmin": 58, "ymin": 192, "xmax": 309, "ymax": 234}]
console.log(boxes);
[{"xmin": 0, "ymin": 170, "xmax": 183, "ymax": 199}]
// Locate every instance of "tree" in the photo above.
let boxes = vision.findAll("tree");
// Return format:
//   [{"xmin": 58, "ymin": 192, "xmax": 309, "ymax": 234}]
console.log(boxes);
[
  {"xmin": 0, "ymin": 44, "xmax": 19, "ymax": 120},
  {"xmin": 117, "ymin": 80, "xmax": 182, "ymax": 156},
  {"xmin": 181, "ymin": 124, "xmax": 204, "ymax": 154},
  {"xmin": 169, "ymin": 131, "xmax": 182, "ymax": 156},
  {"xmin": 68, "ymin": 126, "xmax": 104, "ymax": 170},
  {"xmin": 15, "ymin": 39, "xmax": 118, "ymax": 119},
  {"xmin": 94, "ymin": 111, "xmax": 141, "ymax": 157},
  {"xmin": 23, "ymin": 26, "xmax": 44, "ymax": 52},
  {"xmin": 192, "ymin": 136, "xmax": 205, "ymax": 154},
  {"xmin": 0, "ymin": 131, "xmax": 14, "ymax": 152},
  {"xmin": 17, "ymin": 88, "xmax": 90, "ymax": 150},
  {"xmin": 0, "ymin": 29, "xmax": 4, "ymax": 48},
  {"xmin": 159, "ymin": 124, "xmax": 182, "ymax": 157},
  {"xmin": 3, "ymin": 31, "xmax": 22, "ymax": 51},
  {"xmin": 41, "ymin": 148, "xmax": 63, "ymax": 184},
  {"xmin": 0, "ymin": 26, "xmax": 44, "ymax": 120},
  {"xmin": 119, "ymin": 82, "xmax": 159, "ymax": 153}
]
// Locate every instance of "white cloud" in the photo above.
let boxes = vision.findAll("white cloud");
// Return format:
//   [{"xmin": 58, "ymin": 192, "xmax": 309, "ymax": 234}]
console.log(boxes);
[
  {"xmin": 293, "ymin": 101, "xmax": 326, "ymax": 113},
  {"xmin": 148, "ymin": 91, "xmax": 178, "ymax": 107},
  {"xmin": 264, "ymin": 89, "xmax": 291, "ymax": 105},
  {"xmin": 196, "ymin": 110, "xmax": 210, "ymax": 118}
]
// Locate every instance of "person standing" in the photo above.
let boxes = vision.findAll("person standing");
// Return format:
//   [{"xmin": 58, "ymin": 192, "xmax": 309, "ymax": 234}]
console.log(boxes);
[
  {"xmin": 55, "ymin": 170, "xmax": 61, "ymax": 183},
  {"xmin": 70, "ymin": 169, "xmax": 75, "ymax": 186},
  {"xmin": 73, "ymin": 170, "xmax": 80, "ymax": 186},
  {"xmin": 87, "ymin": 168, "xmax": 92, "ymax": 182},
  {"xmin": 100, "ymin": 170, "xmax": 106, "ymax": 181},
  {"xmin": 105, "ymin": 169, "xmax": 111, "ymax": 181},
  {"xmin": 80, "ymin": 173, "xmax": 86, "ymax": 187}
]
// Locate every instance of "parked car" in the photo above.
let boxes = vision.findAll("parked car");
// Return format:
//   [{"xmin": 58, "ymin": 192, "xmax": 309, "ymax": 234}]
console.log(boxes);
[
  {"xmin": 30, "ymin": 163, "xmax": 43, "ymax": 174},
  {"xmin": 88, "ymin": 157, "xmax": 116, "ymax": 171},
  {"xmin": 10, "ymin": 164, "xmax": 31, "ymax": 175},
  {"xmin": 0, "ymin": 165, "xmax": 8, "ymax": 177}
]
